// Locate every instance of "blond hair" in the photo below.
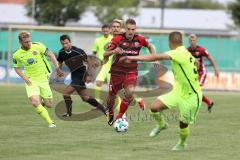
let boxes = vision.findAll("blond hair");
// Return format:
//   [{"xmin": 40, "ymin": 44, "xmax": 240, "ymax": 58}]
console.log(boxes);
[
  {"xmin": 189, "ymin": 34, "xmax": 197, "ymax": 39},
  {"xmin": 112, "ymin": 19, "xmax": 124, "ymax": 28},
  {"xmin": 18, "ymin": 31, "xmax": 30, "ymax": 41}
]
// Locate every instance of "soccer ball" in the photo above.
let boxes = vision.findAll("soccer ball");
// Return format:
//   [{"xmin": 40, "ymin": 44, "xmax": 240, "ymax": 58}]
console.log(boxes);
[{"xmin": 114, "ymin": 118, "xmax": 129, "ymax": 132}]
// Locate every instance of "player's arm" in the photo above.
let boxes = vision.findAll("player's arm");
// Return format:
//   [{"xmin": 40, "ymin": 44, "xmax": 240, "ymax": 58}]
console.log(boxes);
[
  {"xmin": 92, "ymin": 39, "xmax": 98, "ymax": 56},
  {"xmin": 14, "ymin": 67, "xmax": 32, "ymax": 85},
  {"xmin": 146, "ymin": 43, "xmax": 156, "ymax": 55},
  {"xmin": 103, "ymin": 36, "xmax": 122, "ymax": 59},
  {"xmin": 208, "ymin": 55, "xmax": 219, "ymax": 77},
  {"xmin": 46, "ymin": 51, "xmax": 63, "ymax": 76},
  {"xmin": 204, "ymin": 50, "xmax": 219, "ymax": 78},
  {"xmin": 124, "ymin": 53, "xmax": 171, "ymax": 62},
  {"xmin": 13, "ymin": 55, "xmax": 32, "ymax": 85}
]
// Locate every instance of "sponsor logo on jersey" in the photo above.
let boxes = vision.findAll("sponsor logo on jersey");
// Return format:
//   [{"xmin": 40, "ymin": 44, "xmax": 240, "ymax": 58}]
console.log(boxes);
[{"xmin": 27, "ymin": 58, "xmax": 35, "ymax": 64}]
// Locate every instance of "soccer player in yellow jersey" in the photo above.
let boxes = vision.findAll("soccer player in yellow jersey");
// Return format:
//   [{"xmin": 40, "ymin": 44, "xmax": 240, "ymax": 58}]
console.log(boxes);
[
  {"xmin": 92, "ymin": 24, "xmax": 113, "ymax": 107},
  {"xmin": 13, "ymin": 31, "xmax": 62, "ymax": 128},
  {"xmin": 122, "ymin": 31, "xmax": 202, "ymax": 150}
]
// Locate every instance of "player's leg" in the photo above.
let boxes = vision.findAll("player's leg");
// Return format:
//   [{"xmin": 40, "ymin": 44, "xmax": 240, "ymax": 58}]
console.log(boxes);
[
  {"xmin": 38, "ymin": 82, "xmax": 56, "ymax": 127},
  {"xmin": 26, "ymin": 83, "xmax": 55, "ymax": 127},
  {"xmin": 106, "ymin": 74, "xmax": 123, "ymax": 125},
  {"xmin": 115, "ymin": 84, "xmax": 135, "ymax": 119},
  {"xmin": 171, "ymin": 121, "xmax": 189, "ymax": 151},
  {"xmin": 61, "ymin": 85, "xmax": 75, "ymax": 117},
  {"xmin": 149, "ymin": 89, "xmax": 179, "ymax": 137},
  {"xmin": 172, "ymin": 93, "xmax": 202, "ymax": 150},
  {"xmin": 76, "ymin": 87, "xmax": 107, "ymax": 115},
  {"xmin": 115, "ymin": 72, "xmax": 138, "ymax": 119},
  {"xmin": 149, "ymin": 99, "xmax": 168, "ymax": 137},
  {"xmin": 199, "ymin": 72, "xmax": 214, "ymax": 112}
]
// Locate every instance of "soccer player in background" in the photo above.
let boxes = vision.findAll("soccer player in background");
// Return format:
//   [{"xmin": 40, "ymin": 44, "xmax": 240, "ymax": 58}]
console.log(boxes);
[
  {"xmin": 188, "ymin": 34, "xmax": 219, "ymax": 112},
  {"xmin": 57, "ymin": 34, "xmax": 107, "ymax": 117},
  {"xmin": 104, "ymin": 18, "xmax": 156, "ymax": 125},
  {"xmin": 13, "ymin": 31, "xmax": 62, "ymax": 128},
  {"xmin": 92, "ymin": 24, "xmax": 113, "ymax": 109},
  {"xmin": 122, "ymin": 31, "xmax": 202, "ymax": 150}
]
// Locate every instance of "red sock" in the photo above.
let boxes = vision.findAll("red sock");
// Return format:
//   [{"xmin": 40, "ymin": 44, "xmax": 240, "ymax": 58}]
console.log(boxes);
[
  {"xmin": 202, "ymin": 95, "xmax": 212, "ymax": 106},
  {"xmin": 116, "ymin": 99, "xmax": 131, "ymax": 119}
]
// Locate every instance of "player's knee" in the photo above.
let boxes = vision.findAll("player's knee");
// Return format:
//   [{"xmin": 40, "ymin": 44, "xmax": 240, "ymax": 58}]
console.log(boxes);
[
  {"xmin": 150, "ymin": 103, "xmax": 160, "ymax": 112},
  {"xmin": 44, "ymin": 100, "xmax": 53, "ymax": 108},
  {"xmin": 31, "ymin": 98, "xmax": 41, "ymax": 107},
  {"xmin": 81, "ymin": 95, "xmax": 89, "ymax": 102}
]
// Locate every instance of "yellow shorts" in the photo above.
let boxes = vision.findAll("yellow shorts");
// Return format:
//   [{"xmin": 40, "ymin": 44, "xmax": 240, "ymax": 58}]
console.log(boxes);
[
  {"xmin": 96, "ymin": 61, "xmax": 111, "ymax": 82},
  {"xmin": 158, "ymin": 89, "xmax": 202, "ymax": 124},
  {"xmin": 25, "ymin": 80, "xmax": 53, "ymax": 99}
]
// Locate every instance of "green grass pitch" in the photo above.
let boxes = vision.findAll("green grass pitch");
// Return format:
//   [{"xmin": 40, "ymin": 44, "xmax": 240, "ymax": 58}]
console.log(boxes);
[{"xmin": 0, "ymin": 85, "xmax": 240, "ymax": 160}]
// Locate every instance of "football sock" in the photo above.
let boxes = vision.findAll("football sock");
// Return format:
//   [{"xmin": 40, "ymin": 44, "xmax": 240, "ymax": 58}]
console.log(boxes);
[
  {"xmin": 202, "ymin": 95, "xmax": 212, "ymax": 106},
  {"xmin": 178, "ymin": 126, "xmax": 190, "ymax": 145},
  {"xmin": 151, "ymin": 111, "xmax": 166, "ymax": 128},
  {"xmin": 35, "ymin": 104, "xmax": 53, "ymax": 125},
  {"xmin": 116, "ymin": 99, "xmax": 131, "ymax": 119},
  {"xmin": 63, "ymin": 96, "xmax": 72, "ymax": 114},
  {"xmin": 87, "ymin": 97, "xmax": 106, "ymax": 114}
]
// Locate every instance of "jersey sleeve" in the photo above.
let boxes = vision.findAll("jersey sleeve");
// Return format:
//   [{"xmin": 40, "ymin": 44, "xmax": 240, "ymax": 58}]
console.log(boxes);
[
  {"xmin": 140, "ymin": 36, "xmax": 149, "ymax": 47},
  {"xmin": 57, "ymin": 52, "xmax": 64, "ymax": 63},
  {"xmin": 202, "ymin": 48, "xmax": 210, "ymax": 58},
  {"xmin": 13, "ymin": 53, "xmax": 21, "ymax": 68},
  {"xmin": 37, "ymin": 42, "xmax": 50, "ymax": 56},
  {"xmin": 166, "ymin": 50, "xmax": 184, "ymax": 64}
]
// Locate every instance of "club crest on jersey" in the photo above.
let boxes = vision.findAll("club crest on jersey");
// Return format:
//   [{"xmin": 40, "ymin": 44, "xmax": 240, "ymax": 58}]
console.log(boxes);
[
  {"xmin": 134, "ymin": 42, "xmax": 139, "ymax": 47},
  {"xmin": 32, "ymin": 51, "xmax": 38, "ymax": 55}
]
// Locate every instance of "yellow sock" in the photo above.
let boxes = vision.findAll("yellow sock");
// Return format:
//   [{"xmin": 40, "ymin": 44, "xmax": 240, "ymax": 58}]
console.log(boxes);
[
  {"xmin": 35, "ymin": 105, "xmax": 53, "ymax": 125},
  {"xmin": 150, "ymin": 111, "xmax": 166, "ymax": 128},
  {"xmin": 179, "ymin": 126, "xmax": 190, "ymax": 145}
]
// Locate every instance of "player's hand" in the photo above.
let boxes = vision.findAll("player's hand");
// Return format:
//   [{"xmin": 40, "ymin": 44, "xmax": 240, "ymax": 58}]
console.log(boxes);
[
  {"xmin": 85, "ymin": 75, "xmax": 92, "ymax": 83},
  {"xmin": 23, "ymin": 76, "xmax": 32, "ymax": 86},
  {"xmin": 56, "ymin": 67, "xmax": 64, "ymax": 77},
  {"xmin": 112, "ymin": 47, "xmax": 123, "ymax": 55}
]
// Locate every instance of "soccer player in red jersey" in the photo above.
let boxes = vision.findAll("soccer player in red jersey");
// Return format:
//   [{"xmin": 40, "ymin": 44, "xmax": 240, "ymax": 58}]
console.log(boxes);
[
  {"xmin": 104, "ymin": 18, "xmax": 156, "ymax": 125},
  {"xmin": 188, "ymin": 34, "xmax": 219, "ymax": 112}
]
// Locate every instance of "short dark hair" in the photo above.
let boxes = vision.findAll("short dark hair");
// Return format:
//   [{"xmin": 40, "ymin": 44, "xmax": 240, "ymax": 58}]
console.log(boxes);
[
  {"xmin": 102, "ymin": 24, "xmax": 110, "ymax": 29},
  {"xmin": 60, "ymin": 34, "xmax": 71, "ymax": 42},
  {"xmin": 125, "ymin": 18, "xmax": 136, "ymax": 25},
  {"xmin": 169, "ymin": 31, "xmax": 182, "ymax": 45}
]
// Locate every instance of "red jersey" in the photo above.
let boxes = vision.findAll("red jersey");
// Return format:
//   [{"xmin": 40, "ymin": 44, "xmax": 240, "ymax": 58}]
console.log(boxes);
[
  {"xmin": 188, "ymin": 45, "xmax": 210, "ymax": 75},
  {"xmin": 110, "ymin": 33, "xmax": 149, "ymax": 75}
]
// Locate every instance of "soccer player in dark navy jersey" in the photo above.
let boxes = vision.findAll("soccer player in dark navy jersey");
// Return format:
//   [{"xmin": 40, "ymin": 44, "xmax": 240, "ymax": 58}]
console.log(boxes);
[{"xmin": 57, "ymin": 34, "xmax": 107, "ymax": 117}]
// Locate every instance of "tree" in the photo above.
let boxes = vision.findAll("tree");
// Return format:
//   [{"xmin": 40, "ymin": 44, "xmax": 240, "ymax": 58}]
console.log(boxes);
[
  {"xmin": 228, "ymin": 0, "xmax": 240, "ymax": 28},
  {"xmin": 26, "ymin": 0, "xmax": 89, "ymax": 26},
  {"xmin": 90, "ymin": 0, "xmax": 140, "ymax": 24},
  {"xmin": 26, "ymin": 0, "xmax": 140, "ymax": 26},
  {"xmin": 169, "ymin": 0, "xmax": 225, "ymax": 10}
]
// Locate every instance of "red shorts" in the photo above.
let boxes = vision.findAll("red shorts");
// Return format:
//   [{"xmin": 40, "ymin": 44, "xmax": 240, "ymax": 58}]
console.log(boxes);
[
  {"xmin": 109, "ymin": 72, "xmax": 137, "ymax": 95},
  {"xmin": 199, "ymin": 72, "xmax": 207, "ymax": 86}
]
